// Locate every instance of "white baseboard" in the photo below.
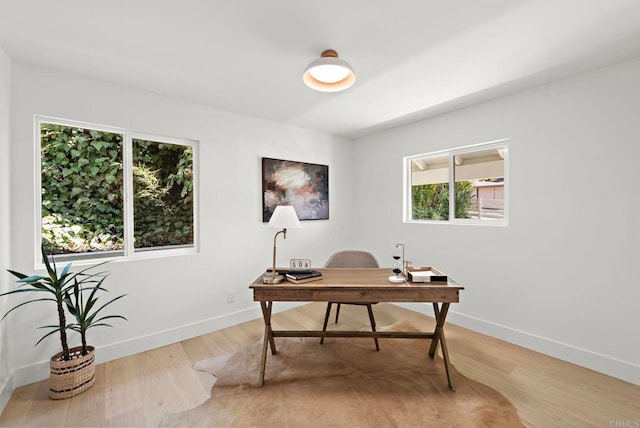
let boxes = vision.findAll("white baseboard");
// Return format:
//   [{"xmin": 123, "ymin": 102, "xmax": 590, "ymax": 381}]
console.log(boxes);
[
  {"xmin": 11, "ymin": 302, "xmax": 303, "ymax": 388},
  {"xmin": 396, "ymin": 302, "xmax": 640, "ymax": 386},
  {"xmin": 0, "ymin": 374, "xmax": 13, "ymax": 416}
]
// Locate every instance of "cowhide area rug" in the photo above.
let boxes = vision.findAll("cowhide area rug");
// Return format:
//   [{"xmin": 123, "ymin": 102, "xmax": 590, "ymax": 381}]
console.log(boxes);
[{"xmin": 160, "ymin": 321, "xmax": 524, "ymax": 427}]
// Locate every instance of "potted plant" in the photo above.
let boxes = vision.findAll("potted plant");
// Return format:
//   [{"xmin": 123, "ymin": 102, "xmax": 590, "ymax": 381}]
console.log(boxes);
[
  {"xmin": 1, "ymin": 244, "xmax": 126, "ymax": 399},
  {"xmin": 63, "ymin": 274, "xmax": 127, "ymax": 357}
]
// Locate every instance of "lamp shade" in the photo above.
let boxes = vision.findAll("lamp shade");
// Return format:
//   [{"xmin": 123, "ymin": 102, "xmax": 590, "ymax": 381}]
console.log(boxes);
[
  {"xmin": 303, "ymin": 49, "xmax": 356, "ymax": 92},
  {"xmin": 268, "ymin": 205, "xmax": 301, "ymax": 229}
]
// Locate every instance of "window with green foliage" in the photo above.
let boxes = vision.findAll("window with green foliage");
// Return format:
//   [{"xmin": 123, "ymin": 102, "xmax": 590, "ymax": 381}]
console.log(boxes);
[
  {"xmin": 132, "ymin": 139, "xmax": 194, "ymax": 249},
  {"xmin": 38, "ymin": 117, "xmax": 198, "ymax": 261},
  {"xmin": 404, "ymin": 141, "xmax": 508, "ymax": 225}
]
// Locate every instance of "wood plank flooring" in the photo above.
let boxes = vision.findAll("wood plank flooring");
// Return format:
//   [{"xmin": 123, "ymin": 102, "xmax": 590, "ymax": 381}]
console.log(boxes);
[{"xmin": 1, "ymin": 303, "xmax": 638, "ymax": 427}]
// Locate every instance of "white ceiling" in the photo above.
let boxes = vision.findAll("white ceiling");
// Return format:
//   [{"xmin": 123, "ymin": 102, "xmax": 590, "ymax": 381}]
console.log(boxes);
[{"xmin": 1, "ymin": 0, "xmax": 640, "ymax": 138}]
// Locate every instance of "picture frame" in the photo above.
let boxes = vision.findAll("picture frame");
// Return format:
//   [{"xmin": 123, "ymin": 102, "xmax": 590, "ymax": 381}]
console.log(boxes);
[{"xmin": 262, "ymin": 157, "xmax": 329, "ymax": 222}]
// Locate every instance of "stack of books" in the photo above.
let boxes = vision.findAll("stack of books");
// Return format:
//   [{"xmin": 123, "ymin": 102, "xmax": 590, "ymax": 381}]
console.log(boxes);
[{"xmin": 285, "ymin": 270, "xmax": 323, "ymax": 284}]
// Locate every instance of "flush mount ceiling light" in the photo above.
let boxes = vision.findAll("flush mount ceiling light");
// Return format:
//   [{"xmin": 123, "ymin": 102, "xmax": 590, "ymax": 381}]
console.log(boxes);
[{"xmin": 303, "ymin": 49, "xmax": 356, "ymax": 92}]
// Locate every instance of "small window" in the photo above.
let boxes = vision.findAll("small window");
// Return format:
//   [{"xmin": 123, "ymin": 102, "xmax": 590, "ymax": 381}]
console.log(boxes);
[
  {"xmin": 37, "ymin": 117, "xmax": 198, "ymax": 262},
  {"xmin": 404, "ymin": 140, "xmax": 508, "ymax": 225}
]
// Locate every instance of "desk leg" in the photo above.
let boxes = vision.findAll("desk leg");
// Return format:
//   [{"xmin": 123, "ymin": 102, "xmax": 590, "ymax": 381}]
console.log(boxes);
[
  {"xmin": 428, "ymin": 302, "xmax": 455, "ymax": 391},
  {"xmin": 259, "ymin": 301, "xmax": 276, "ymax": 387},
  {"xmin": 260, "ymin": 301, "xmax": 276, "ymax": 355},
  {"xmin": 428, "ymin": 302, "xmax": 442, "ymax": 357}
]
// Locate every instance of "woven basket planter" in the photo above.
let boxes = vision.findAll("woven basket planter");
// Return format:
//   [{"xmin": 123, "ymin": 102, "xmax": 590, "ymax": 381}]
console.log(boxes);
[{"xmin": 49, "ymin": 346, "xmax": 95, "ymax": 399}]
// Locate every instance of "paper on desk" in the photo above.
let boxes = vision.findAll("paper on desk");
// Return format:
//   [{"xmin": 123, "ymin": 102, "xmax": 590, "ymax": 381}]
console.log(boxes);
[{"xmin": 409, "ymin": 270, "xmax": 436, "ymax": 277}]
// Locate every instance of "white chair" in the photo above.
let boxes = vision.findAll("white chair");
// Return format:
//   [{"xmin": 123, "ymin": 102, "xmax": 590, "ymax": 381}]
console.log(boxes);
[{"xmin": 320, "ymin": 250, "xmax": 380, "ymax": 351}]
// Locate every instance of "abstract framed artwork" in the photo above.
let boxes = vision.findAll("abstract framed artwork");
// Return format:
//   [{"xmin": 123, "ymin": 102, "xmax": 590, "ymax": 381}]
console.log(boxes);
[{"xmin": 262, "ymin": 157, "xmax": 329, "ymax": 222}]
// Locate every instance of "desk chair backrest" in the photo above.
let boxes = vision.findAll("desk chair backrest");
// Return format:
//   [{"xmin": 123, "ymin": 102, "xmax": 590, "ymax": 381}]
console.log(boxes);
[
  {"xmin": 321, "ymin": 250, "xmax": 381, "ymax": 350},
  {"xmin": 324, "ymin": 250, "xmax": 379, "ymax": 268}
]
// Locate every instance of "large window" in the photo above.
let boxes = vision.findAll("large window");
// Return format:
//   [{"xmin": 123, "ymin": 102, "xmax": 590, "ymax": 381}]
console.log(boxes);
[
  {"xmin": 38, "ymin": 117, "xmax": 198, "ymax": 261},
  {"xmin": 404, "ymin": 140, "xmax": 508, "ymax": 225}
]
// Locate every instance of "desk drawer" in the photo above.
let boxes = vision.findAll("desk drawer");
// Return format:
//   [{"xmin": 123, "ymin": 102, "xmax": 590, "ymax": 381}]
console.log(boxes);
[{"xmin": 253, "ymin": 287, "xmax": 460, "ymax": 303}]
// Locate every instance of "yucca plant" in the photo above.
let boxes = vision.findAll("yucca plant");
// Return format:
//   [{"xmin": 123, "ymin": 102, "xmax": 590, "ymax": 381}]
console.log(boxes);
[
  {"xmin": 1, "ymin": 244, "xmax": 109, "ymax": 360},
  {"xmin": 63, "ymin": 275, "xmax": 127, "ymax": 355}
]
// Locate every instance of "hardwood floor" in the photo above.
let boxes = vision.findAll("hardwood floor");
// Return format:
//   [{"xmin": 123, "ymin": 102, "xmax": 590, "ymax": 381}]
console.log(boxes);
[{"xmin": 1, "ymin": 303, "xmax": 638, "ymax": 427}]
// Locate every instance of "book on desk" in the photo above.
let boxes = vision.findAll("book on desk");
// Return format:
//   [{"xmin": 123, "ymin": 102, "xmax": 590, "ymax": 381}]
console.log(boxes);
[{"xmin": 285, "ymin": 270, "xmax": 323, "ymax": 284}]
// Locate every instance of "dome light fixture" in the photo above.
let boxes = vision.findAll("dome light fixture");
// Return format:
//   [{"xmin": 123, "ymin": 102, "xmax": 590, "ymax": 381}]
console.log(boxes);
[{"xmin": 303, "ymin": 49, "xmax": 356, "ymax": 92}]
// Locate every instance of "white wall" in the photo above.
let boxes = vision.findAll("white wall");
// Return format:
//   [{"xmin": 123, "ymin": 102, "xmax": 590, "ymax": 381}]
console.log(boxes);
[
  {"xmin": 0, "ymin": 45, "xmax": 12, "ymax": 412},
  {"xmin": 353, "ymin": 57, "xmax": 640, "ymax": 385},
  {"xmin": 7, "ymin": 61, "xmax": 355, "ymax": 387}
]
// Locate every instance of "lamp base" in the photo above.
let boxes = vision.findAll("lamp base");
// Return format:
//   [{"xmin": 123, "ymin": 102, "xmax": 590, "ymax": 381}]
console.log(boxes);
[{"xmin": 263, "ymin": 273, "xmax": 285, "ymax": 284}]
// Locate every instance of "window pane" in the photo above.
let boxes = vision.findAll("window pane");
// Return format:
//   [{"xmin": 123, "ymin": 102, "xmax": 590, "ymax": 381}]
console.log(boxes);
[
  {"xmin": 410, "ymin": 155, "xmax": 449, "ymax": 221},
  {"xmin": 453, "ymin": 148, "xmax": 505, "ymax": 220},
  {"xmin": 41, "ymin": 123, "xmax": 124, "ymax": 255},
  {"xmin": 132, "ymin": 139, "xmax": 194, "ymax": 250}
]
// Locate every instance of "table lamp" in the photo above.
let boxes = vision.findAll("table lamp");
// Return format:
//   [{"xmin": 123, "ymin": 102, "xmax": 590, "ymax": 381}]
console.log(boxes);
[{"xmin": 263, "ymin": 205, "xmax": 301, "ymax": 284}]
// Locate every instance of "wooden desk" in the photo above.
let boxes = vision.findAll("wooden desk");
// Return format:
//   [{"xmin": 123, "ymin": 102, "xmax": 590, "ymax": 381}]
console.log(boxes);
[{"xmin": 249, "ymin": 268, "xmax": 464, "ymax": 390}]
